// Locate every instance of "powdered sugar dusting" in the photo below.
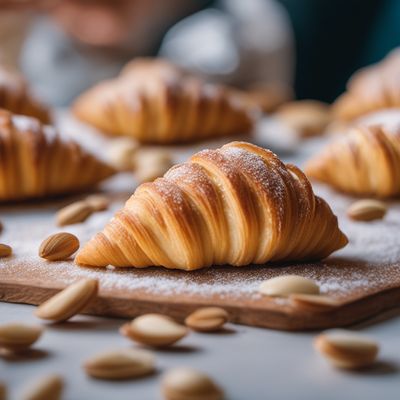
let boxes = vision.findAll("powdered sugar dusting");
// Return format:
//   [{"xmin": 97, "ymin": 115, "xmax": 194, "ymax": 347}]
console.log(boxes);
[{"xmin": 1, "ymin": 116, "xmax": 400, "ymax": 307}]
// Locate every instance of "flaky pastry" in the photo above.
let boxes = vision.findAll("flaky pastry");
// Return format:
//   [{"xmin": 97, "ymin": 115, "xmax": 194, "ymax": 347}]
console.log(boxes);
[
  {"xmin": 76, "ymin": 141, "xmax": 347, "ymax": 270},
  {"xmin": 73, "ymin": 58, "xmax": 254, "ymax": 144},
  {"xmin": 305, "ymin": 124, "xmax": 400, "ymax": 197},
  {"xmin": 333, "ymin": 49, "xmax": 400, "ymax": 121},
  {"xmin": 0, "ymin": 66, "xmax": 50, "ymax": 123},
  {"xmin": 0, "ymin": 110, "xmax": 115, "ymax": 201}
]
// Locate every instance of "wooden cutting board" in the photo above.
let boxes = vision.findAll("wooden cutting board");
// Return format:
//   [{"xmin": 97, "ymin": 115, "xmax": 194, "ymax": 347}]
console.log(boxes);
[
  {"xmin": 1, "ymin": 114, "xmax": 400, "ymax": 331},
  {"xmin": 1, "ymin": 173, "xmax": 400, "ymax": 331}
]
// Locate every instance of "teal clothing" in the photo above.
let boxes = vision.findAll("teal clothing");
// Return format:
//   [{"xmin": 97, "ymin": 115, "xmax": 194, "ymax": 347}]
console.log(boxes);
[{"xmin": 279, "ymin": 0, "xmax": 400, "ymax": 102}]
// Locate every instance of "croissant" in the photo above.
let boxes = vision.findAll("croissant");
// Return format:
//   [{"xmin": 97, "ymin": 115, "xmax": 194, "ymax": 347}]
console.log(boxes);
[
  {"xmin": 0, "ymin": 66, "xmax": 50, "ymax": 124},
  {"xmin": 333, "ymin": 49, "xmax": 400, "ymax": 121},
  {"xmin": 73, "ymin": 58, "xmax": 254, "ymax": 144},
  {"xmin": 76, "ymin": 141, "xmax": 347, "ymax": 271},
  {"xmin": 305, "ymin": 124, "xmax": 400, "ymax": 197},
  {"xmin": 0, "ymin": 110, "xmax": 115, "ymax": 201}
]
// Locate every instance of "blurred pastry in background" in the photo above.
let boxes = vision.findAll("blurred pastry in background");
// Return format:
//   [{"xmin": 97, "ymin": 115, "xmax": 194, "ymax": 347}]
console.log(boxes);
[
  {"xmin": 305, "ymin": 123, "xmax": 400, "ymax": 198},
  {"xmin": 73, "ymin": 58, "xmax": 255, "ymax": 144},
  {"xmin": 274, "ymin": 100, "xmax": 331, "ymax": 138},
  {"xmin": 133, "ymin": 148, "xmax": 173, "ymax": 184},
  {"xmin": 0, "ymin": 66, "xmax": 51, "ymax": 124},
  {"xmin": 0, "ymin": 109, "xmax": 114, "ymax": 201},
  {"xmin": 332, "ymin": 49, "xmax": 400, "ymax": 122}
]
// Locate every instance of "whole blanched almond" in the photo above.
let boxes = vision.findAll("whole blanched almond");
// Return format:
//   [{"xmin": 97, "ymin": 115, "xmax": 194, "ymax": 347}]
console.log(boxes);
[
  {"xmin": 39, "ymin": 232, "xmax": 80, "ymax": 261},
  {"xmin": 21, "ymin": 374, "xmax": 63, "ymax": 400},
  {"xmin": 134, "ymin": 149, "xmax": 173, "ymax": 183},
  {"xmin": 0, "ymin": 243, "xmax": 12, "ymax": 258},
  {"xmin": 289, "ymin": 294, "xmax": 341, "ymax": 313},
  {"xmin": 314, "ymin": 329, "xmax": 379, "ymax": 369},
  {"xmin": 185, "ymin": 307, "xmax": 229, "ymax": 332},
  {"xmin": 259, "ymin": 275, "xmax": 320, "ymax": 297},
  {"xmin": 162, "ymin": 367, "xmax": 223, "ymax": 400},
  {"xmin": 107, "ymin": 138, "xmax": 139, "ymax": 171},
  {"xmin": 0, "ymin": 323, "xmax": 43, "ymax": 351},
  {"xmin": 85, "ymin": 194, "xmax": 109, "ymax": 211},
  {"xmin": 84, "ymin": 348, "xmax": 155, "ymax": 380},
  {"xmin": 120, "ymin": 314, "xmax": 187, "ymax": 347},
  {"xmin": 56, "ymin": 201, "xmax": 93, "ymax": 226},
  {"xmin": 347, "ymin": 199, "xmax": 387, "ymax": 221},
  {"xmin": 35, "ymin": 278, "xmax": 98, "ymax": 322}
]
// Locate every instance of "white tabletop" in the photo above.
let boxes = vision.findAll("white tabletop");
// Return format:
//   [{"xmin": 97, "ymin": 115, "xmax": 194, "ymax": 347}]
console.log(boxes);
[{"xmin": 1, "ymin": 302, "xmax": 399, "ymax": 400}]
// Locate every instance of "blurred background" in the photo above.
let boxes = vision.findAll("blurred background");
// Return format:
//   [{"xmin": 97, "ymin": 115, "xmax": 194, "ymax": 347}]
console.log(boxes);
[{"xmin": 1, "ymin": 0, "xmax": 399, "ymax": 106}]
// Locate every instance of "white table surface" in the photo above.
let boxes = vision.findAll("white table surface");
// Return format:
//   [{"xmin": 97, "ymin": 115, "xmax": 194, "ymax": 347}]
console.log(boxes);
[
  {"xmin": 1, "ymin": 302, "xmax": 400, "ymax": 400},
  {"xmin": 2, "ymin": 114, "xmax": 400, "ymax": 399}
]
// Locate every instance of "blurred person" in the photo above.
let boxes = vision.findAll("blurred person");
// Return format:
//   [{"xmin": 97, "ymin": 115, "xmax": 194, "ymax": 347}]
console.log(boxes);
[{"xmin": 0, "ymin": 0, "xmax": 294, "ymax": 105}]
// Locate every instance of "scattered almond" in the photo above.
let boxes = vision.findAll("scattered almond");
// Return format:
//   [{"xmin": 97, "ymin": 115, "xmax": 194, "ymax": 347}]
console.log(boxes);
[
  {"xmin": 35, "ymin": 278, "xmax": 98, "ymax": 322},
  {"xmin": 0, "ymin": 243, "xmax": 11, "ymax": 258},
  {"xmin": 120, "ymin": 313, "xmax": 187, "ymax": 347},
  {"xmin": 134, "ymin": 149, "xmax": 173, "ymax": 183},
  {"xmin": 20, "ymin": 374, "xmax": 63, "ymax": 400},
  {"xmin": 107, "ymin": 138, "xmax": 139, "ymax": 171},
  {"xmin": 259, "ymin": 275, "xmax": 320, "ymax": 297},
  {"xmin": 0, "ymin": 323, "xmax": 43, "ymax": 351},
  {"xmin": 39, "ymin": 232, "xmax": 80, "ymax": 261},
  {"xmin": 162, "ymin": 367, "xmax": 224, "ymax": 400},
  {"xmin": 85, "ymin": 194, "xmax": 109, "ymax": 212},
  {"xmin": 347, "ymin": 199, "xmax": 387, "ymax": 221},
  {"xmin": 56, "ymin": 201, "xmax": 93, "ymax": 226},
  {"xmin": 314, "ymin": 329, "xmax": 379, "ymax": 369},
  {"xmin": 185, "ymin": 307, "xmax": 229, "ymax": 332},
  {"xmin": 84, "ymin": 348, "xmax": 155, "ymax": 380},
  {"xmin": 289, "ymin": 294, "xmax": 341, "ymax": 313}
]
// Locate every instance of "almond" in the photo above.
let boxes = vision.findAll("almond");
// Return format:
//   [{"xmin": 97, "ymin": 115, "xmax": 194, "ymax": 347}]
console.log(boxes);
[
  {"xmin": 39, "ymin": 232, "xmax": 80, "ymax": 261},
  {"xmin": 314, "ymin": 329, "xmax": 379, "ymax": 369},
  {"xmin": 56, "ymin": 201, "xmax": 93, "ymax": 226},
  {"xmin": 0, "ymin": 323, "xmax": 43, "ymax": 351},
  {"xmin": 259, "ymin": 275, "xmax": 319, "ymax": 297},
  {"xmin": 84, "ymin": 348, "xmax": 155, "ymax": 380},
  {"xmin": 162, "ymin": 367, "xmax": 224, "ymax": 400},
  {"xmin": 85, "ymin": 194, "xmax": 109, "ymax": 212},
  {"xmin": 120, "ymin": 313, "xmax": 187, "ymax": 347},
  {"xmin": 185, "ymin": 307, "xmax": 229, "ymax": 332},
  {"xmin": 35, "ymin": 278, "xmax": 98, "ymax": 322},
  {"xmin": 107, "ymin": 138, "xmax": 139, "ymax": 171},
  {"xmin": 347, "ymin": 199, "xmax": 387, "ymax": 221},
  {"xmin": 20, "ymin": 374, "xmax": 63, "ymax": 400},
  {"xmin": 289, "ymin": 294, "xmax": 341, "ymax": 313},
  {"xmin": 0, "ymin": 243, "xmax": 12, "ymax": 258},
  {"xmin": 134, "ymin": 149, "xmax": 173, "ymax": 183}
]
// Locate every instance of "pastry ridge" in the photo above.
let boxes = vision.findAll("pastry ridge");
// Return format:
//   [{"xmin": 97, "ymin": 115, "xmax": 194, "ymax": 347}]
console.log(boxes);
[
  {"xmin": 0, "ymin": 67, "xmax": 50, "ymax": 123},
  {"xmin": 305, "ymin": 124, "xmax": 400, "ymax": 197},
  {"xmin": 0, "ymin": 109, "xmax": 115, "ymax": 200},
  {"xmin": 73, "ymin": 58, "xmax": 254, "ymax": 144},
  {"xmin": 333, "ymin": 49, "xmax": 400, "ymax": 121},
  {"xmin": 76, "ymin": 141, "xmax": 347, "ymax": 270}
]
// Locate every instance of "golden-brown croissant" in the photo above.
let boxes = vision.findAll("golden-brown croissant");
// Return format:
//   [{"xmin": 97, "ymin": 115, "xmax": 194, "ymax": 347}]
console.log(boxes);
[
  {"xmin": 73, "ymin": 58, "xmax": 254, "ymax": 144},
  {"xmin": 333, "ymin": 49, "xmax": 400, "ymax": 121},
  {"xmin": 305, "ymin": 124, "xmax": 400, "ymax": 197},
  {"xmin": 76, "ymin": 141, "xmax": 347, "ymax": 270},
  {"xmin": 0, "ymin": 110, "xmax": 115, "ymax": 201},
  {"xmin": 0, "ymin": 66, "xmax": 50, "ymax": 124}
]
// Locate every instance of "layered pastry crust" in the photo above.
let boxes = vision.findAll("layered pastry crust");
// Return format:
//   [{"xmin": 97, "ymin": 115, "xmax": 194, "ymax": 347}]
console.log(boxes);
[
  {"xmin": 0, "ymin": 110, "xmax": 115, "ymax": 200},
  {"xmin": 305, "ymin": 124, "xmax": 400, "ymax": 197},
  {"xmin": 76, "ymin": 141, "xmax": 347, "ymax": 270},
  {"xmin": 73, "ymin": 58, "xmax": 254, "ymax": 144}
]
